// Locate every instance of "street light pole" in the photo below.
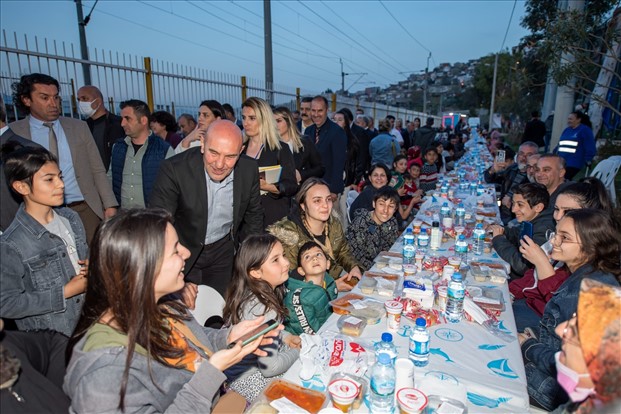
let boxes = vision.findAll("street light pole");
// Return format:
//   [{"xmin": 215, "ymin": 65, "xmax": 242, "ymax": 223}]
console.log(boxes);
[
  {"xmin": 75, "ymin": 0, "xmax": 91, "ymax": 85},
  {"xmin": 489, "ymin": 52, "xmax": 499, "ymax": 130},
  {"xmin": 423, "ymin": 52, "xmax": 431, "ymax": 115}
]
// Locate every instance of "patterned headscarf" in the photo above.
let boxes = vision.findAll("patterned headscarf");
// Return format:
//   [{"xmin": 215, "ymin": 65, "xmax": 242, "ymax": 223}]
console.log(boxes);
[{"xmin": 575, "ymin": 278, "xmax": 621, "ymax": 413}]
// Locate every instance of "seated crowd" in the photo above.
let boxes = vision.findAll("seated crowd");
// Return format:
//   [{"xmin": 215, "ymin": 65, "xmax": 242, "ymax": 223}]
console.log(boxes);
[{"xmin": 0, "ymin": 73, "xmax": 619, "ymax": 413}]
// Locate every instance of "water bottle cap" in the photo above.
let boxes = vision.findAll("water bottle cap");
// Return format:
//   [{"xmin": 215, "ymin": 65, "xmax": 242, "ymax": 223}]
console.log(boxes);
[
  {"xmin": 381, "ymin": 332, "xmax": 393, "ymax": 343},
  {"xmin": 475, "ymin": 223, "xmax": 483, "ymax": 229},
  {"xmin": 432, "ymin": 221, "xmax": 440, "ymax": 227},
  {"xmin": 377, "ymin": 353, "xmax": 391, "ymax": 364},
  {"xmin": 442, "ymin": 202, "xmax": 448, "ymax": 207},
  {"xmin": 458, "ymin": 234, "xmax": 465, "ymax": 240},
  {"xmin": 415, "ymin": 317, "xmax": 427, "ymax": 327},
  {"xmin": 452, "ymin": 273, "xmax": 462, "ymax": 281},
  {"xmin": 406, "ymin": 228, "xmax": 413, "ymax": 234},
  {"xmin": 458, "ymin": 203, "xmax": 464, "ymax": 208}
]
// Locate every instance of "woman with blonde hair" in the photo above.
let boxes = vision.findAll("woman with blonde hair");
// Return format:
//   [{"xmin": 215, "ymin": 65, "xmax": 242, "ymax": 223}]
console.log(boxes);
[
  {"xmin": 242, "ymin": 97, "xmax": 297, "ymax": 227},
  {"xmin": 273, "ymin": 106, "xmax": 324, "ymax": 186}
]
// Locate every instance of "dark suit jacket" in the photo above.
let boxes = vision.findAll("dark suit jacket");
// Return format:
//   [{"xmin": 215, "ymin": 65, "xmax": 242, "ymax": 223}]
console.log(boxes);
[
  {"xmin": 295, "ymin": 136, "xmax": 325, "ymax": 184},
  {"xmin": 305, "ymin": 120, "xmax": 347, "ymax": 195},
  {"xmin": 9, "ymin": 116, "xmax": 117, "ymax": 218},
  {"xmin": 0, "ymin": 129, "xmax": 43, "ymax": 231},
  {"xmin": 351, "ymin": 123, "xmax": 370, "ymax": 177},
  {"xmin": 149, "ymin": 148, "xmax": 264, "ymax": 271},
  {"xmin": 86, "ymin": 112, "xmax": 124, "ymax": 169}
]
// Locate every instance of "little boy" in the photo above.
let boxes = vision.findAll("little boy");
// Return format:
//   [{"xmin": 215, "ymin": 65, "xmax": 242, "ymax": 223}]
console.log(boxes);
[
  {"xmin": 283, "ymin": 242, "xmax": 338, "ymax": 335},
  {"xmin": 489, "ymin": 182, "xmax": 555, "ymax": 279},
  {"xmin": 418, "ymin": 146, "xmax": 439, "ymax": 194}
]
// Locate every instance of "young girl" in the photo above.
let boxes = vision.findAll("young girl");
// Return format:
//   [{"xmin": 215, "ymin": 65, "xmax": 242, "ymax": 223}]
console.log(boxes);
[
  {"xmin": 65, "ymin": 209, "xmax": 278, "ymax": 413},
  {"xmin": 0, "ymin": 145, "xmax": 87, "ymax": 336},
  {"xmin": 511, "ymin": 178, "xmax": 613, "ymax": 331},
  {"xmin": 223, "ymin": 234, "xmax": 301, "ymax": 402},
  {"xmin": 519, "ymin": 209, "xmax": 620, "ymax": 411}
]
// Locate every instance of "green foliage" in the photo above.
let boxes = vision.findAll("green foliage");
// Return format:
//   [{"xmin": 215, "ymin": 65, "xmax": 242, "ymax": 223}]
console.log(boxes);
[{"xmin": 520, "ymin": 1, "xmax": 620, "ymax": 99}]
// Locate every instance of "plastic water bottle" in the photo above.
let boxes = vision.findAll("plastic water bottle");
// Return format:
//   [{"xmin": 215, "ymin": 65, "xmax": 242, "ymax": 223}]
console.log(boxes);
[
  {"xmin": 409, "ymin": 317, "xmax": 430, "ymax": 367},
  {"xmin": 370, "ymin": 353, "xmax": 396, "ymax": 413},
  {"xmin": 440, "ymin": 202, "xmax": 450, "ymax": 223},
  {"xmin": 374, "ymin": 332, "xmax": 398, "ymax": 363},
  {"xmin": 455, "ymin": 234, "xmax": 468, "ymax": 262},
  {"xmin": 455, "ymin": 203, "xmax": 466, "ymax": 227},
  {"xmin": 473, "ymin": 223, "xmax": 486, "ymax": 256},
  {"xmin": 476, "ymin": 184, "xmax": 485, "ymax": 197},
  {"xmin": 403, "ymin": 228, "xmax": 415, "ymax": 264},
  {"xmin": 446, "ymin": 273, "xmax": 465, "ymax": 323}
]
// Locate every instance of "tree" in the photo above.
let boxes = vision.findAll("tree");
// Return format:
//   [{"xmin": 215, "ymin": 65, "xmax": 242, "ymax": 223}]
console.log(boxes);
[{"xmin": 520, "ymin": 0, "xmax": 620, "ymax": 137}]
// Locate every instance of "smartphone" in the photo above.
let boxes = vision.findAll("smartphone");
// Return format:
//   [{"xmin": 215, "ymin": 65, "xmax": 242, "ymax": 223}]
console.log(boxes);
[
  {"xmin": 520, "ymin": 221, "xmax": 534, "ymax": 240},
  {"xmin": 496, "ymin": 150, "xmax": 506, "ymax": 163},
  {"xmin": 227, "ymin": 319, "xmax": 279, "ymax": 349}
]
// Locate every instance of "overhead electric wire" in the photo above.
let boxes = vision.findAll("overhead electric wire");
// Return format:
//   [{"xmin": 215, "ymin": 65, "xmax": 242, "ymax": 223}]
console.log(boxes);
[
  {"xmin": 228, "ymin": 0, "xmax": 402, "ymax": 87},
  {"xmin": 135, "ymin": 1, "xmax": 338, "ymax": 81},
  {"xmin": 499, "ymin": 0, "xmax": 518, "ymax": 51},
  {"xmin": 318, "ymin": 0, "xmax": 407, "ymax": 74},
  {"xmin": 90, "ymin": 5, "xmax": 335, "ymax": 86},
  {"xmin": 284, "ymin": 1, "xmax": 395, "ymax": 85},
  {"xmin": 189, "ymin": 0, "xmax": 335, "ymax": 59},
  {"xmin": 378, "ymin": 0, "xmax": 432, "ymax": 55}
]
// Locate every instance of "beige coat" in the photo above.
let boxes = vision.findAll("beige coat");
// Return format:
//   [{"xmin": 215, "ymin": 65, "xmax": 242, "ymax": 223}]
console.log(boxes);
[{"xmin": 9, "ymin": 116, "xmax": 117, "ymax": 218}]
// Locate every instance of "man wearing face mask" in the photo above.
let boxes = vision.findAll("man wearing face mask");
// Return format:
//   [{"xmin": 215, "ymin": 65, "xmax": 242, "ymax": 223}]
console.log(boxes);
[{"xmin": 77, "ymin": 85, "xmax": 124, "ymax": 170}]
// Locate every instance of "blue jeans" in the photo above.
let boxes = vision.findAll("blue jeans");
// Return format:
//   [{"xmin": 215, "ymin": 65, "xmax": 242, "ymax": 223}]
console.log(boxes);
[
  {"xmin": 525, "ymin": 362, "xmax": 568, "ymax": 411},
  {"xmin": 513, "ymin": 299, "xmax": 542, "ymax": 333}
]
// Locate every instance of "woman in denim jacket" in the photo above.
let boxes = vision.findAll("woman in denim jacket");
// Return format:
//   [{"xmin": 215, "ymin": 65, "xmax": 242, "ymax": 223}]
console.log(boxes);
[
  {"xmin": 0, "ymin": 146, "xmax": 88, "ymax": 336},
  {"xmin": 518, "ymin": 209, "xmax": 620, "ymax": 411}
]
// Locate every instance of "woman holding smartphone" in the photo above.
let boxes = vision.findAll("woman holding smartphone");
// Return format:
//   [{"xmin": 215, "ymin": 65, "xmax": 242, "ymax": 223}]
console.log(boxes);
[{"xmin": 64, "ymin": 209, "xmax": 281, "ymax": 413}]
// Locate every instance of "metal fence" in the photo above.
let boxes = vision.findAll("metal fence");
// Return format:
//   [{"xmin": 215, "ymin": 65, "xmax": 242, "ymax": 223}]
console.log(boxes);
[{"xmin": 1, "ymin": 30, "xmax": 438, "ymax": 125}]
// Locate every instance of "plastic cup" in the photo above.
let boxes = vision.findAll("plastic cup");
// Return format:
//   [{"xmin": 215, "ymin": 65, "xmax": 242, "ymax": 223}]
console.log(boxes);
[
  {"xmin": 436, "ymin": 286, "xmax": 448, "ymax": 311},
  {"xmin": 448, "ymin": 256, "xmax": 461, "ymax": 271},
  {"xmin": 397, "ymin": 388, "xmax": 428, "ymax": 414},
  {"xmin": 412, "ymin": 220, "xmax": 423, "ymax": 234},
  {"xmin": 403, "ymin": 264, "xmax": 417, "ymax": 278},
  {"xmin": 328, "ymin": 378, "xmax": 360, "ymax": 413},
  {"xmin": 442, "ymin": 217, "xmax": 453, "ymax": 229},
  {"xmin": 441, "ymin": 265, "xmax": 455, "ymax": 282},
  {"xmin": 395, "ymin": 358, "xmax": 415, "ymax": 394},
  {"xmin": 385, "ymin": 300, "xmax": 404, "ymax": 331}
]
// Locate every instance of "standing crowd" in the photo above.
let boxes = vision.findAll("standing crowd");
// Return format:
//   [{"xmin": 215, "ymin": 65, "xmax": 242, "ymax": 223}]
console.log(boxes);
[{"xmin": 0, "ymin": 73, "xmax": 618, "ymax": 414}]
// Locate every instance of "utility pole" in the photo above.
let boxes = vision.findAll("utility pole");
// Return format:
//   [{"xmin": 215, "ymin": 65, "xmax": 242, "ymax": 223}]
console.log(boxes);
[
  {"xmin": 489, "ymin": 52, "xmax": 500, "ymax": 130},
  {"xmin": 423, "ymin": 52, "xmax": 431, "ymax": 115},
  {"xmin": 550, "ymin": 0, "xmax": 585, "ymax": 151},
  {"xmin": 264, "ymin": 0, "xmax": 274, "ymax": 105},
  {"xmin": 75, "ymin": 0, "xmax": 91, "ymax": 85},
  {"xmin": 340, "ymin": 58, "xmax": 345, "ymax": 93}
]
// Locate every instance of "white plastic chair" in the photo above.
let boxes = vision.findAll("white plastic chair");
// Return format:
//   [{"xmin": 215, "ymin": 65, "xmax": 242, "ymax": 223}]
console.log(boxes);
[
  {"xmin": 346, "ymin": 189, "xmax": 360, "ymax": 223},
  {"xmin": 190, "ymin": 285, "xmax": 225, "ymax": 326},
  {"xmin": 589, "ymin": 155, "xmax": 621, "ymax": 206}
]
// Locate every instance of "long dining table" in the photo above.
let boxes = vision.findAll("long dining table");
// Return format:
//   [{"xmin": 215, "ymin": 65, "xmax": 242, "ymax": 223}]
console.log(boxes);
[{"xmin": 282, "ymin": 136, "xmax": 531, "ymax": 413}]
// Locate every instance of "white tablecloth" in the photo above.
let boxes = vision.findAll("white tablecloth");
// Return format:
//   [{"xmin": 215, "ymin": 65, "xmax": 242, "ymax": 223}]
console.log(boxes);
[{"xmin": 283, "ymin": 185, "xmax": 530, "ymax": 413}]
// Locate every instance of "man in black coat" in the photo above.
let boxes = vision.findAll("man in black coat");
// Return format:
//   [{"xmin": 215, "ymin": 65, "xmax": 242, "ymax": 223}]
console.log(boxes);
[
  {"xmin": 413, "ymin": 117, "xmax": 437, "ymax": 151},
  {"xmin": 521, "ymin": 111, "xmax": 546, "ymax": 148},
  {"xmin": 77, "ymin": 85, "xmax": 125, "ymax": 170},
  {"xmin": 149, "ymin": 120, "xmax": 264, "ymax": 299}
]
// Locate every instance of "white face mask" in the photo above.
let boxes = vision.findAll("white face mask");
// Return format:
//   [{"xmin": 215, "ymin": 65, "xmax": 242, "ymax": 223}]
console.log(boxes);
[{"xmin": 78, "ymin": 99, "xmax": 100, "ymax": 118}]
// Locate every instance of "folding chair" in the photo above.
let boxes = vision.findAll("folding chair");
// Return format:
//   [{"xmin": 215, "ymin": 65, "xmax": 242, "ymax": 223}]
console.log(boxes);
[{"xmin": 589, "ymin": 155, "xmax": 621, "ymax": 206}]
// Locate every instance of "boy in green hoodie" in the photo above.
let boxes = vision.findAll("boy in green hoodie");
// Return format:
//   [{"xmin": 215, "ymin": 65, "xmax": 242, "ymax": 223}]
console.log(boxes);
[{"xmin": 284, "ymin": 242, "xmax": 338, "ymax": 335}]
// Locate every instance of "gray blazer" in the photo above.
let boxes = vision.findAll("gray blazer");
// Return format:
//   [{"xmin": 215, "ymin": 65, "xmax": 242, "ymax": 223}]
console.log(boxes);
[{"xmin": 9, "ymin": 116, "xmax": 118, "ymax": 218}]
